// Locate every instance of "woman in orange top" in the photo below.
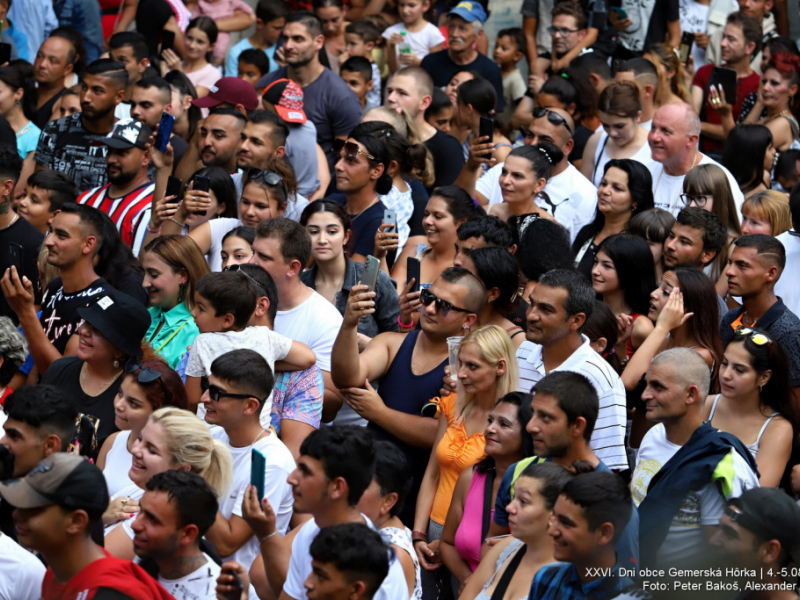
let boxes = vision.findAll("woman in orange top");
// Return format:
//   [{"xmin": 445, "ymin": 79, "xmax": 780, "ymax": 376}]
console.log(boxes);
[{"xmin": 412, "ymin": 325, "xmax": 519, "ymax": 590}]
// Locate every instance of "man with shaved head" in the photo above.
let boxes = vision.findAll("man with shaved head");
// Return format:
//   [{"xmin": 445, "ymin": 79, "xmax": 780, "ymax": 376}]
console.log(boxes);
[
  {"xmin": 646, "ymin": 103, "xmax": 744, "ymax": 217},
  {"xmin": 633, "ymin": 347, "xmax": 759, "ymax": 570},
  {"xmin": 331, "ymin": 266, "xmax": 482, "ymax": 524},
  {"xmin": 456, "ymin": 106, "xmax": 596, "ymax": 242},
  {"xmin": 384, "ymin": 66, "xmax": 464, "ymax": 188}
]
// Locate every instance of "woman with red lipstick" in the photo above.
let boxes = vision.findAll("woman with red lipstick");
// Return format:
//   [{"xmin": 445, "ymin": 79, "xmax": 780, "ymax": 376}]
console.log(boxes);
[
  {"xmin": 96, "ymin": 360, "xmax": 188, "ymax": 498},
  {"xmin": 439, "ymin": 392, "xmax": 533, "ymax": 595},
  {"xmin": 703, "ymin": 328, "xmax": 798, "ymax": 488},
  {"xmin": 142, "ymin": 235, "xmax": 209, "ymax": 370}
]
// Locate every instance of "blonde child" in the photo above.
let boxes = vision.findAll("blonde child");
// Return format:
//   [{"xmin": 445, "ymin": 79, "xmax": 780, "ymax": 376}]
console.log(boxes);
[
  {"xmin": 184, "ymin": 0, "xmax": 256, "ymax": 67},
  {"xmin": 382, "ymin": 0, "xmax": 444, "ymax": 73}
]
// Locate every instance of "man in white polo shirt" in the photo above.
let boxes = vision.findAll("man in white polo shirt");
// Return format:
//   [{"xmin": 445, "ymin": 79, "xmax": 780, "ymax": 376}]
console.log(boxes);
[{"xmin": 516, "ymin": 269, "xmax": 628, "ymax": 470}]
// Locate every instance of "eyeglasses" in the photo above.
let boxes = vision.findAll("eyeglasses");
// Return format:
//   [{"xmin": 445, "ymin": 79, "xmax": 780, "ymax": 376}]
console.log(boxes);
[
  {"xmin": 419, "ymin": 289, "xmax": 471, "ymax": 316},
  {"xmin": 223, "ymin": 264, "xmax": 269, "ymax": 296},
  {"xmin": 532, "ymin": 107, "xmax": 573, "ymax": 134},
  {"xmin": 246, "ymin": 168, "xmax": 289, "ymax": 199},
  {"xmin": 332, "ymin": 139, "xmax": 374, "ymax": 162},
  {"xmin": 679, "ymin": 193, "xmax": 711, "ymax": 208},
  {"xmin": 200, "ymin": 375, "xmax": 263, "ymax": 404},
  {"xmin": 734, "ymin": 327, "xmax": 774, "ymax": 358},
  {"xmin": 547, "ymin": 26, "xmax": 580, "ymax": 37}
]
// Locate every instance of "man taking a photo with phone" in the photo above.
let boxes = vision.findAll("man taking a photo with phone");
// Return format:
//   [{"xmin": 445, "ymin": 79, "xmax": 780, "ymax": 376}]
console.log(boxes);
[{"xmin": 691, "ymin": 13, "xmax": 762, "ymax": 157}]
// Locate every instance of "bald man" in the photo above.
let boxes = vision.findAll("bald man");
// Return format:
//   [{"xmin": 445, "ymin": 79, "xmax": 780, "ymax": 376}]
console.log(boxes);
[
  {"xmin": 646, "ymin": 103, "xmax": 744, "ymax": 218},
  {"xmin": 456, "ymin": 106, "xmax": 596, "ymax": 242}
]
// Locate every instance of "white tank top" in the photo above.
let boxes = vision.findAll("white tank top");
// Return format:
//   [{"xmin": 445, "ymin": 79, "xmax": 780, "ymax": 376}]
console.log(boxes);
[
  {"xmin": 708, "ymin": 394, "xmax": 779, "ymax": 459},
  {"xmin": 592, "ymin": 131, "xmax": 653, "ymax": 187},
  {"xmin": 102, "ymin": 430, "xmax": 134, "ymax": 498}
]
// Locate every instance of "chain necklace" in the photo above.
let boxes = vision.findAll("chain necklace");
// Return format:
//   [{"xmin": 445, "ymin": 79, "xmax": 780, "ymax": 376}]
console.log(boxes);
[
  {"xmin": 80, "ymin": 362, "xmax": 123, "ymax": 395},
  {"xmin": 765, "ymin": 109, "xmax": 792, "ymax": 124},
  {"xmin": 349, "ymin": 195, "xmax": 379, "ymax": 221},
  {"xmin": 251, "ymin": 428, "xmax": 267, "ymax": 446},
  {"xmin": 654, "ymin": 150, "xmax": 701, "ymax": 213}
]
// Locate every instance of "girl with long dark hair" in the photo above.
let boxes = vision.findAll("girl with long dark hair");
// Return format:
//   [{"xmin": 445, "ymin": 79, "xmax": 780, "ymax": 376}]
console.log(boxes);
[
  {"xmin": 455, "ymin": 78, "xmax": 512, "ymax": 174},
  {"xmin": 720, "ymin": 124, "xmax": 774, "ymax": 198},
  {"xmin": 0, "ymin": 66, "xmax": 39, "ymax": 195}
]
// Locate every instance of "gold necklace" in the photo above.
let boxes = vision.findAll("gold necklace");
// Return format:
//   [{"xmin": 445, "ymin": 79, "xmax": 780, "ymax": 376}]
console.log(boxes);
[
  {"xmin": 654, "ymin": 151, "xmax": 700, "ymax": 212},
  {"xmin": 80, "ymin": 362, "xmax": 122, "ymax": 395},
  {"xmin": 765, "ymin": 109, "xmax": 792, "ymax": 124}
]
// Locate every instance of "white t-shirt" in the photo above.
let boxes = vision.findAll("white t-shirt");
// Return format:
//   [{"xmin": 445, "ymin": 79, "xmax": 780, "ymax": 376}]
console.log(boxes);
[
  {"xmin": 631, "ymin": 423, "xmax": 759, "ymax": 566},
  {"xmin": 476, "ymin": 162, "xmax": 597, "ymax": 243},
  {"xmin": 382, "ymin": 22, "xmax": 445, "ymax": 61},
  {"xmin": 680, "ymin": 0, "xmax": 711, "ymax": 72},
  {"xmin": 380, "ymin": 183, "xmax": 414, "ymax": 256},
  {"xmin": 103, "ymin": 430, "xmax": 134, "ymax": 498},
  {"xmin": 0, "ymin": 532, "xmax": 46, "ymax": 600},
  {"xmin": 646, "ymin": 154, "xmax": 744, "ymax": 220},
  {"xmin": 156, "ymin": 553, "xmax": 220, "ymax": 600},
  {"xmin": 284, "ymin": 516, "xmax": 411, "ymax": 600},
  {"xmin": 210, "ymin": 428, "xmax": 295, "ymax": 569},
  {"xmin": 274, "ymin": 290, "xmax": 343, "ymax": 372},
  {"xmin": 775, "ymin": 230, "xmax": 800, "ymax": 317},
  {"xmin": 187, "ymin": 326, "xmax": 293, "ymax": 424}
]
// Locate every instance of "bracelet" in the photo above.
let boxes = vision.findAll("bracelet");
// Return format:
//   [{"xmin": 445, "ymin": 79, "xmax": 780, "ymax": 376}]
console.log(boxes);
[
  {"xmin": 169, "ymin": 217, "xmax": 186, "ymax": 228},
  {"xmin": 398, "ymin": 316, "xmax": 414, "ymax": 328},
  {"xmin": 411, "ymin": 530, "xmax": 427, "ymax": 538},
  {"xmin": 258, "ymin": 530, "xmax": 279, "ymax": 544},
  {"xmin": 146, "ymin": 222, "xmax": 162, "ymax": 234}
]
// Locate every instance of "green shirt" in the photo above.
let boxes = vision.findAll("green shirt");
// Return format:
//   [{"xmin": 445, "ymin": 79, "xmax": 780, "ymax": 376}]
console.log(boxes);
[{"xmin": 146, "ymin": 303, "xmax": 199, "ymax": 370}]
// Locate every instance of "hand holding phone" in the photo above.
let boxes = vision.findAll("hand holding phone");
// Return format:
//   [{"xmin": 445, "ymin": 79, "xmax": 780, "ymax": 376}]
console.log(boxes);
[
  {"xmin": 217, "ymin": 562, "xmax": 246, "ymax": 600},
  {"xmin": 680, "ymin": 31, "xmax": 694, "ymax": 64},
  {"xmin": 191, "ymin": 175, "xmax": 210, "ymax": 216},
  {"xmin": 154, "ymin": 112, "xmax": 176, "ymax": 153},
  {"xmin": 406, "ymin": 257, "xmax": 421, "ymax": 294},
  {"xmin": 361, "ymin": 255, "xmax": 380, "ymax": 293},
  {"xmin": 165, "ymin": 176, "xmax": 182, "ymax": 204},
  {"xmin": 251, "ymin": 449, "xmax": 266, "ymax": 503},
  {"xmin": 383, "ymin": 209, "xmax": 397, "ymax": 233},
  {"xmin": 478, "ymin": 117, "xmax": 494, "ymax": 158}
]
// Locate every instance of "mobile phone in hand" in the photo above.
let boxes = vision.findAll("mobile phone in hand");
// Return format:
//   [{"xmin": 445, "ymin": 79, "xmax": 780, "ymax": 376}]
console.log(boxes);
[
  {"xmin": 478, "ymin": 117, "xmax": 494, "ymax": 158},
  {"xmin": 8, "ymin": 242, "xmax": 22, "ymax": 273},
  {"xmin": 708, "ymin": 66, "xmax": 738, "ymax": 105},
  {"xmin": 220, "ymin": 568, "xmax": 243, "ymax": 600},
  {"xmin": 154, "ymin": 112, "xmax": 175, "ymax": 153},
  {"xmin": 383, "ymin": 209, "xmax": 397, "ymax": 233},
  {"xmin": 251, "ymin": 448, "xmax": 266, "ymax": 503},
  {"xmin": 192, "ymin": 175, "xmax": 210, "ymax": 216},
  {"xmin": 361, "ymin": 255, "xmax": 380, "ymax": 293},
  {"xmin": 680, "ymin": 31, "xmax": 694, "ymax": 64},
  {"xmin": 161, "ymin": 30, "xmax": 175, "ymax": 54},
  {"xmin": 166, "ymin": 176, "xmax": 182, "ymax": 204},
  {"xmin": 0, "ymin": 43, "xmax": 11, "ymax": 66},
  {"xmin": 407, "ymin": 257, "xmax": 421, "ymax": 293}
]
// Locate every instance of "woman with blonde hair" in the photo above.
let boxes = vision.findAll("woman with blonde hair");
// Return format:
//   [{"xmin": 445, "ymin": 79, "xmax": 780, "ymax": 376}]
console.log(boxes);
[
  {"xmin": 412, "ymin": 325, "xmax": 518, "ymax": 593},
  {"xmin": 142, "ymin": 235, "xmax": 210, "ymax": 369},
  {"xmin": 741, "ymin": 190, "xmax": 792, "ymax": 236},
  {"xmin": 581, "ymin": 81, "xmax": 651, "ymax": 186},
  {"xmin": 644, "ymin": 44, "xmax": 690, "ymax": 105},
  {"xmin": 105, "ymin": 406, "xmax": 233, "ymax": 558}
]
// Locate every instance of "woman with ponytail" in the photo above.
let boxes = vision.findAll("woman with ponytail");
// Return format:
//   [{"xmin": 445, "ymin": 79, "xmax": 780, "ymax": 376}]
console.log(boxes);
[
  {"xmin": 0, "ymin": 66, "xmax": 40, "ymax": 195},
  {"xmin": 456, "ymin": 77, "xmax": 512, "ymax": 174},
  {"xmin": 104, "ymin": 407, "xmax": 233, "ymax": 559}
]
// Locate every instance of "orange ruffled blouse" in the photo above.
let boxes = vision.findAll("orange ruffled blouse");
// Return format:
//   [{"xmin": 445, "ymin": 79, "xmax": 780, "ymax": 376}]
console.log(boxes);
[{"xmin": 430, "ymin": 393, "xmax": 487, "ymax": 525}]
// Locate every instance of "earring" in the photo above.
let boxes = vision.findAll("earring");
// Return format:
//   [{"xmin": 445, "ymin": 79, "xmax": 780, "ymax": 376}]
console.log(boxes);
[
  {"xmin": 113, "ymin": 359, "xmax": 120, "ymax": 369},
  {"xmin": 177, "ymin": 282, "xmax": 185, "ymax": 304}
]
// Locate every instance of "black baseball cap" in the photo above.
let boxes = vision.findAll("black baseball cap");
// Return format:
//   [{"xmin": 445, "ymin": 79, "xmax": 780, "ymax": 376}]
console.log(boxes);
[
  {"xmin": 97, "ymin": 118, "xmax": 152, "ymax": 150},
  {"xmin": 0, "ymin": 454, "xmax": 109, "ymax": 514},
  {"xmin": 77, "ymin": 288, "xmax": 151, "ymax": 359},
  {"xmin": 727, "ymin": 488, "xmax": 800, "ymax": 564}
]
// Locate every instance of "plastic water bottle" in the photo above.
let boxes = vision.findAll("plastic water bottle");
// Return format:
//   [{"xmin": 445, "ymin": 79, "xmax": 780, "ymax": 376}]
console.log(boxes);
[{"xmin": 398, "ymin": 30, "xmax": 412, "ymax": 54}]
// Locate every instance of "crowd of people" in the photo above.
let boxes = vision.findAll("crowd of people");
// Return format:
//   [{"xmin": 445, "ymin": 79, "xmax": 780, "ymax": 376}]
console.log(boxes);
[{"xmin": 1, "ymin": 0, "xmax": 800, "ymax": 599}]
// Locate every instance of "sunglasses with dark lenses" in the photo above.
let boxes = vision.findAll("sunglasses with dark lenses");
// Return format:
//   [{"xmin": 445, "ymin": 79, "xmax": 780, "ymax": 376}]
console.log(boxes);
[
  {"xmin": 532, "ymin": 107, "xmax": 573, "ymax": 134},
  {"xmin": 223, "ymin": 264, "xmax": 269, "ymax": 296},
  {"xmin": 200, "ymin": 375, "xmax": 262, "ymax": 403},
  {"xmin": 125, "ymin": 358, "xmax": 163, "ymax": 383},
  {"xmin": 419, "ymin": 289, "xmax": 471, "ymax": 317},
  {"xmin": 734, "ymin": 327, "xmax": 774, "ymax": 358},
  {"xmin": 246, "ymin": 168, "xmax": 289, "ymax": 197},
  {"xmin": 332, "ymin": 139, "xmax": 375, "ymax": 161}
]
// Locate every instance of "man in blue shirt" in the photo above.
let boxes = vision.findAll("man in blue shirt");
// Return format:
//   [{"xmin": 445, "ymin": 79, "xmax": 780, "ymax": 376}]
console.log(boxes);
[{"xmin": 529, "ymin": 471, "xmax": 634, "ymax": 600}]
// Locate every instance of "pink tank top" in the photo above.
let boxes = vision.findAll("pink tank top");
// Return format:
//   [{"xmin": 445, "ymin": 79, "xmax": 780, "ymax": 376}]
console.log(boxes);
[{"xmin": 454, "ymin": 469, "xmax": 494, "ymax": 572}]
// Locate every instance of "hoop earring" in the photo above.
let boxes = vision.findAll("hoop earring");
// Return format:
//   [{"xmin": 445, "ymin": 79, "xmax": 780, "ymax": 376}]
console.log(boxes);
[{"xmin": 177, "ymin": 282, "xmax": 185, "ymax": 304}]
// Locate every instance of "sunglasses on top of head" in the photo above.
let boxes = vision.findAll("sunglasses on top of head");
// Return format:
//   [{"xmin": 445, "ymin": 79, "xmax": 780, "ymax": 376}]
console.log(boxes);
[
  {"xmin": 332, "ymin": 139, "xmax": 374, "ymax": 162},
  {"xmin": 532, "ymin": 107, "xmax": 573, "ymax": 134}
]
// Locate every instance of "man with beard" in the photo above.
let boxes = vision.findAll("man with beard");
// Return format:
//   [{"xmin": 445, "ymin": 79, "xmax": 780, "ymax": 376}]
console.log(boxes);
[
  {"xmin": 129, "ymin": 77, "xmax": 188, "ymax": 171},
  {"xmin": 35, "ymin": 59, "xmax": 127, "ymax": 191},
  {"xmin": 132, "ymin": 471, "xmax": 222, "ymax": 600},
  {"xmin": 514, "ymin": 269, "xmax": 627, "ymax": 470},
  {"xmin": 256, "ymin": 11, "xmax": 363, "ymax": 185},
  {"xmin": 77, "ymin": 119, "xmax": 154, "ymax": 255},
  {"xmin": 420, "ymin": 2, "xmax": 504, "ymax": 111}
]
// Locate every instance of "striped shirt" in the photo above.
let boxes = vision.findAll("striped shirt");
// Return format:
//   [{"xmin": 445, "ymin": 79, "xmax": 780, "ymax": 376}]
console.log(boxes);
[
  {"xmin": 78, "ymin": 182, "xmax": 155, "ymax": 256},
  {"xmin": 516, "ymin": 336, "xmax": 628, "ymax": 470}
]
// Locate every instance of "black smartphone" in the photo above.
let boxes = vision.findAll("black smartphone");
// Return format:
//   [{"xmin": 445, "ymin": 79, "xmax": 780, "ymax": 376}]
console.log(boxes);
[
  {"xmin": 161, "ymin": 30, "xmax": 175, "ymax": 54},
  {"xmin": 220, "ymin": 568, "xmax": 243, "ymax": 600},
  {"xmin": 166, "ymin": 176, "xmax": 182, "ymax": 204},
  {"xmin": 192, "ymin": 175, "xmax": 210, "ymax": 216},
  {"xmin": 8, "ymin": 242, "xmax": 22, "ymax": 273},
  {"xmin": 680, "ymin": 31, "xmax": 694, "ymax": 65},
  {"xmin": 406, "ymin": 257, "xmax": 421, "ymax": 293},
  {"xmin": 361, "ymin": 255, "xmax": 380, "ymax": 293},
  {"xmin": 0, "ymin": 43, "xmax": 11, "ymax": 66},
  {"xmin": 251, "ymin": 448, "xmax": 266, "ymax": 502},
  {"xmin": 708, "ymin": 66, "xmax": 738, "ymax": 105},
  {"xmin": 154, "ymin": 112, "xmax": 175, "ymax": 153},
  {"xmin": 478, "ymin": 117, "xmax": 494, "ymax": 158}
]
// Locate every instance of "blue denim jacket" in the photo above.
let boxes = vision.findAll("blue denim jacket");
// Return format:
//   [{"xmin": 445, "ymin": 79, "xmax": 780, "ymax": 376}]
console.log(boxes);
[{"xmin": 301, "ymin": 257, "xmax": 400, "ymax": 339}]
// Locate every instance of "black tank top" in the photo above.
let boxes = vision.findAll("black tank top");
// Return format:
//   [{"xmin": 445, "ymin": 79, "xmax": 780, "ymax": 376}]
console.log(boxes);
[{"xmin": 369, "ymin": 330, "xmax": 448, "ymax": 526}]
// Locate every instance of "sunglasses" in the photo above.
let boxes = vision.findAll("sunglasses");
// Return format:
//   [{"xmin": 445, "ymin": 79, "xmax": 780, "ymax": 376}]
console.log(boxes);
[
  {"xmin": 223, "ymin": 264, "xmax": 269, "ymax": 296},
  {"xmin": 532, "ymin": 107, "xmax": 573, "ymax": 134},
  {"xmin": 734, "ymin": 327, "xmax": 773, "ymax": 356},
  {"xmin": 246, "ymin": 168, "xmax": 289, "ymax": 197},
  {"xmin": 200, "ymin": 375, "xmax": 263, "ymax": 404},
  {"xmin": 332, "ymin": 139, "xmax": 374, "ymax": 161},
  {"xmin": 125, "ymin": 358, "xmax": 163, "ymax": 383},
  {"xmin": 419, "ymin": 289, "xmax": 471, "ymax": 317}
]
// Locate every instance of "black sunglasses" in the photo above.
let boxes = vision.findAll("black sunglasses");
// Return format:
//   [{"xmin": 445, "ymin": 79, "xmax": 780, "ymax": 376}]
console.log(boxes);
[
  {"xmin": 200, "ymin": 375, "xmax": 263, "ymax": 404},
  {"xmin": 125, "ymin": 357, "xmax": 163, "ymax": 383},
  {"xmin": 532, "ymin": 107, "xmax": 573, "ymax": 134},
  {"xmin": 419, "ymin": 289, "xmax": 470, "ymax": 317},
  {"xmin": 246, "ymin": 168, "xmax": 289, "ymax": 198},
  {"xmin": 223, "ymin": 264, "xmax": 269, "ymax": 296},
  {"xmin": 332, "ymin": 139, "xmax": 374, "ymax": 161}
]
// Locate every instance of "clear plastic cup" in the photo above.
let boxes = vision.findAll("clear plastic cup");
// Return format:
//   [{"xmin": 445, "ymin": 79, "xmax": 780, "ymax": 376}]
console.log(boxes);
[{"xmin": 447, "ymin": 336, "xmax": 464, "ymax": 380}]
